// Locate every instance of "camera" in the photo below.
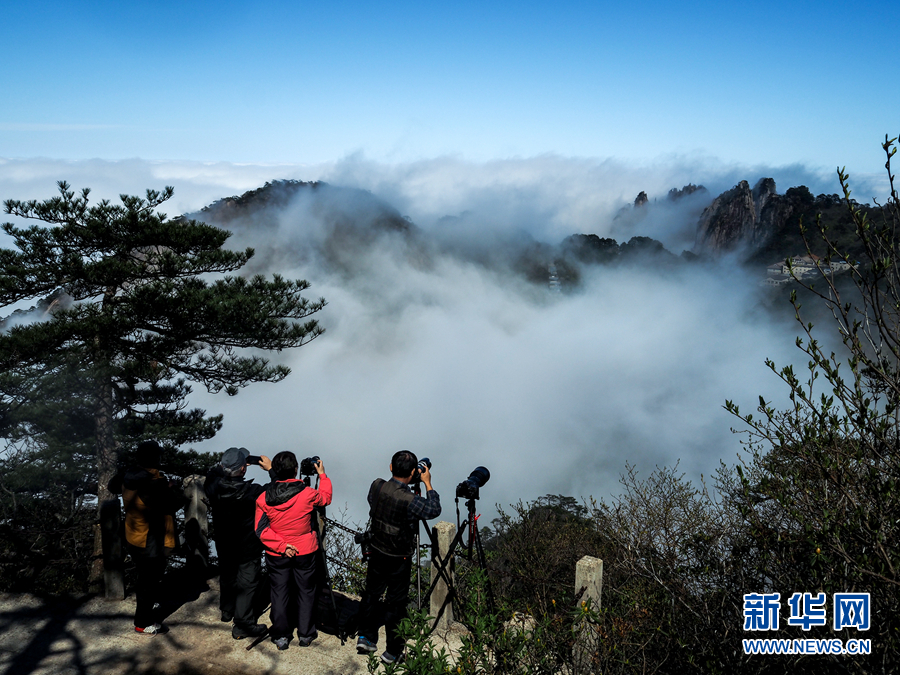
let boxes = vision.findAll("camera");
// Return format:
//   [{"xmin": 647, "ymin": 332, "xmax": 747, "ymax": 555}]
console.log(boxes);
[
  {"xmin": 411, "ymin": 457, "xmax": 431, "ymax": 484},
  {"xmin": 246, "ymin": 455, "xmax": 263, "ymax": 466},
  {"xmin": 456, "ymin": 466, "xmax": 490, "ymax": 500},
  {"xmin": 299, "ymin": 455, "xmax": 320, "ymax": 476},
  {"xmin": 354, "ymin": 530, "xmax": 374, "ymax": 558}
]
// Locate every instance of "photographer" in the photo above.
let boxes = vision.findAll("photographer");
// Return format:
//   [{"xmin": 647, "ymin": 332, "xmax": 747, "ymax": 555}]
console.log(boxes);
[
  {"xmin": 356, "ymin": 451, "xmax": 441, "ymax": 665},
  {"xmin": 254, "ymin": 451, "xmax": 332, "ymax": 650},
  {"xmin": 204, "ymin": 447, "xmax": 272, "ymax": 640},
  {"xmin": 109, "ymin": 440, "xmax": 183, "ymax": 636}
]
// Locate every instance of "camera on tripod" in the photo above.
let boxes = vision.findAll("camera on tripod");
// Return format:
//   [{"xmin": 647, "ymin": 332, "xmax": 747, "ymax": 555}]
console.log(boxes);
[
  {"xmin": 421, "ymin": 465, "xmax": 496, "ymax": 618},
  {"xmin": 456, "ymin": 466, "xmax": 490, "ymax": 500}
]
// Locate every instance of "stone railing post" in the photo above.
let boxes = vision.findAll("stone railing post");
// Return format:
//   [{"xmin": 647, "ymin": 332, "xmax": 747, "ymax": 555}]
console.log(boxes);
[
  {"xmin": 182, "ymin": 475, "xmax": 209, "ymax": 576},
  {"xmin": 573, "ymin": 555, "xmax": 603, "ymax": 675},
  {"xmin": 99, "ymin": 498, "xmax": 125, "ymax": 600},
  {"xmin": 430, "ymin": 521, "xmax": 456, "ymax": 630}
]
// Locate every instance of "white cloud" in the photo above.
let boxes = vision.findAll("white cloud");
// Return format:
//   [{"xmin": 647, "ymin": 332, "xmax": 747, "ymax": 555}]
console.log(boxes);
[{"xmin": 0, "ymin": 155, "xmax": 852, "ymax": 525}]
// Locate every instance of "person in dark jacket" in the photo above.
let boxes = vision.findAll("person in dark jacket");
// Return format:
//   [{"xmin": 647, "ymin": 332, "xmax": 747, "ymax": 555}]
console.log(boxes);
[
  {"xmin": 356, "ymin": 450, "xmax": 440, "ymax": 664},
  {"xmin": 205, "ymin": 447, "xmax": 272, "ymax": 640},
  {"xmin": 254, "ymin": 451, "xmax": 332, "ymax": 650},
  {"xmin": 109, "ymin": 440, "xmax": 184, "ymax": 635}
]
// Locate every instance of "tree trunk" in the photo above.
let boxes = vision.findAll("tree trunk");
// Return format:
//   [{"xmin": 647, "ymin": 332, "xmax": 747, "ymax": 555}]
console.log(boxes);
[
  {"xmin": 89, "ymin": 323, "xmax": 120, "ymax": 592},
  {"xmin": 95, "ymin": 382, "xmax": 118, "ymax": 506}
]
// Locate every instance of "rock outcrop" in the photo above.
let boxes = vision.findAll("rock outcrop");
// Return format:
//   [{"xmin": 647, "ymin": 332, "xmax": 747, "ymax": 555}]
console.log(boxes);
[
  {"xmin": 694, "ymin": 178, "xmax": 792, "ymax": 254},
  {"xmin": 561, "ymin": 234, "xmax": 620, "ymax": 264},
  {"xmin": 667, "ymin": 184, "xmax": 707, "ymax": 202}
]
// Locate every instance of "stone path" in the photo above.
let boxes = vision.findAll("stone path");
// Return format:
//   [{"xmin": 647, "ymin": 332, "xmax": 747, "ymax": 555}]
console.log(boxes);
[{"xmin": 0, "ymin": 580, "xmax": 465, "ymax": 675}]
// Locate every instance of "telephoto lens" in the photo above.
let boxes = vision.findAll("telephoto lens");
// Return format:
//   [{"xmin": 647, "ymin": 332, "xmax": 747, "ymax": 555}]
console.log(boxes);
[
  {"xmin": 456, "ymin": 466, "xmax": 490, "ymax": 500},
  {"xmin": 411, "ymin": 457, "xmax": 431, "ymax": 484}
]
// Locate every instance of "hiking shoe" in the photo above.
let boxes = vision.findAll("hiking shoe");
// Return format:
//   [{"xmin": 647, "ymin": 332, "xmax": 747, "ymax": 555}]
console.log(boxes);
[
  {"xmin": 134, "ymin": 623, "xmax": 168, "ymax": 635},
  {"xmin": 357, "ymin": 636, "xmax": 377, "ymax": 654},
  {"xmin": 273, "ymin": 636, "xmax": 290, "ymax": 651},
  {"xmin": 232, "ymin": 624, "xmax": 267, "ymax": 640},
  {"xmin": 220, "ymin": 611, "xmax": 233, "ymax": 623},
  {"xmin": 381, "ymin": 649, "xmax": 405, "ymax": 665},
  {"xmin": 297, "ymin": 630, "xmax": 318, "ymax": 647}
]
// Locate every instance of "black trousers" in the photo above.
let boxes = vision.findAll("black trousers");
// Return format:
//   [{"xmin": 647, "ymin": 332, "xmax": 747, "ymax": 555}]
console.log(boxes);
[
  {"xmin": 130, "ymin": 548, "xmax": 167, "ymax": 628},
  {"xmin": 358, "ymin": 549, "xmax": 412, "ymax": 656},
  {"xmin": 267, "ymin": 551, "xmax": 317, "ymax": 640},
  {"xmin": 220, "ymin": 555, "xmax": 262, "ymax": 629}
]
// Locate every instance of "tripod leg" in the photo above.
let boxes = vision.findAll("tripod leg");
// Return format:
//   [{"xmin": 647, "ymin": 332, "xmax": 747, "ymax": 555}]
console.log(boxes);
[
  {"xmin": 471, "ymin": 524, "xmax": 496, "ymax": 616},
  {"xmin": 415, "ymin": 528, "xmax": 422, "ymax": 609}
]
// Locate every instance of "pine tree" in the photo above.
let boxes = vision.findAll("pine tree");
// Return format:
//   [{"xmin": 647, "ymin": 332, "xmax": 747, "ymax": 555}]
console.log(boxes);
[{"xmin": 0, "ymin": 182, "xmax": 325, "ymax": 587}]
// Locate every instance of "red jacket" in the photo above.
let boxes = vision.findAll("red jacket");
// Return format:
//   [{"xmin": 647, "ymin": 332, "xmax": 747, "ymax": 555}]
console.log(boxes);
[{"xmin": 254, "ymin": 476, "xmax": 333, "ymax": 556}]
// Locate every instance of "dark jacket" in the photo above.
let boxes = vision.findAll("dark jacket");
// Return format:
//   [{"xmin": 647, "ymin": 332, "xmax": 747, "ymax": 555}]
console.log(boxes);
[
  {"xmin": 111, "ymin": 467, "xmax": 183, "ymax": 558},
  {"xmin": 368, "ymin": 478, "xmax": 417, "ymax": 557},
  {"xmin": 205, "ymin": 465, "xmax": 267, "ymax": 563}
]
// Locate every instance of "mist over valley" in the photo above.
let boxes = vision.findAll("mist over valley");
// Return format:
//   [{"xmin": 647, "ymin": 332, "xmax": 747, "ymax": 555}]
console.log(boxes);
[
  {"xmin": 161, "ymin": 165, "xmax": 857, "ymax": 526},
  {"xmin": 0, "ymin": 156, "xmax": 870, "ymax": 526}
]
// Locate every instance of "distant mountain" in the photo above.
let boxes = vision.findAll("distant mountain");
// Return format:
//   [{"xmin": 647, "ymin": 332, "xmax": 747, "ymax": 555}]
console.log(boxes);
[
  {"xmin": 667, "ymin": 184, "xmax": 707, "ymax": 202},
  {"xmin": 187, "ymin": 180, "xmax": 703, "ymax": 293},
  {"xmin": 693, "ymin": 178, "xmax": 877, "ymax": 265},
  {"xmin": 185, "ymin": 179, "xmax": 427, "ymax": 277},
  {"xmin": 694, "ymin": 178, "xmax": 778, "ymax": 253},
  {"xmin": 194, "ymin": 179, "xmax": 412, "ymax": 235},
  {"xmin": 612, "ymin": 184, "xmax": 709, "ymax": 239},
  {"xmin": 184, "ymin": 176, "xmax": 876, "ymax": 294}
]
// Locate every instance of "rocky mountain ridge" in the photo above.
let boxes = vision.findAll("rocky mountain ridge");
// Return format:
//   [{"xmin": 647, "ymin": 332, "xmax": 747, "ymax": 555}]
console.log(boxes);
[
  {"xmin": 694, "ymin": 178, "xmax": 779, "ymax": 253},
  {"xmin": 185, "ymin": 176, "xmax": 874, "ymax": 293},
  {"xmin": 691, "ymin": 178, "xmax": 874, "ymax": 265}
]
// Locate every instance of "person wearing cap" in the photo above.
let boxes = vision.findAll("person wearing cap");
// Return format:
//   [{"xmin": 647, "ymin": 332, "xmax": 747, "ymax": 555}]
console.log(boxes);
[
  {"xmin": 254, "ymin": 451, "xmax": 332, "ymax": 650},
  {"xmin": 108, "ymin": 440, "xmax": 184, "ymax": 635},
  {"xmin": 205, "ymin": 447, "xmax": 273, "ymax": 640},
  {"xmin": 355, "ymin": 450, "xmax": 440, "ymax": 665}
]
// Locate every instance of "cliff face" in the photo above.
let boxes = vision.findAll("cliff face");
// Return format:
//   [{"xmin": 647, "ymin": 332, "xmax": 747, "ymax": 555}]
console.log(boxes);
[
  {"xmin": 694, "ymin": 178, "xmax": 788, "ymax": 253},
  {"xmin": 694, "ymin": 180, "xmax": 756, "ymax": 252}
]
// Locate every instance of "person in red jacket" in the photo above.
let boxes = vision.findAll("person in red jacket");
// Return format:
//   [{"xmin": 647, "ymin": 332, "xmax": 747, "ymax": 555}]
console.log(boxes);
[{"xmin": 254, "ymin": 451, "xmax": 332, "ymax": 650}]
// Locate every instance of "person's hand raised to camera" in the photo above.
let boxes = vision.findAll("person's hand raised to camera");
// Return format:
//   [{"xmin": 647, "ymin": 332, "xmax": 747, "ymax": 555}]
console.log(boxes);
[
  {"xmin": 314, "ymin": 459, "xmax": 325, "ymax": 475},
  {"xmin": 419, "ymin": 464, "xmax": 433, "ymax": 491},
  {"xmin": 259, "ymin": 455, "xmax": 272, "ymax": 472}
]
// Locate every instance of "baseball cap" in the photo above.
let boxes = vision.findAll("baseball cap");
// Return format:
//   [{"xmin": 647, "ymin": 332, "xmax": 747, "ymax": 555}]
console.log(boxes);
[{"xmin": 220, "ymin": 447, "xmax": 250, "ymax": 471}]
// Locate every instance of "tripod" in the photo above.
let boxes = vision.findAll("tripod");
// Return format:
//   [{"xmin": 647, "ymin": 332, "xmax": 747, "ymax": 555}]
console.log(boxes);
[
  {"xmin": 410, "ymin": 482, "xmax": 433, "ymax": 609},
  {"xmin": 306, "ymin": 474, "xmax": 349, "ymax": 644},
  {"xmin": 421, "ymin": 496, "xmax": 495, "ymax": 630}
]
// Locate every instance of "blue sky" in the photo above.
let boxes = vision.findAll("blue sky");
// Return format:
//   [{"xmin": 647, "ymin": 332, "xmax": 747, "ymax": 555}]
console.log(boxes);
[{"xmin": 3, "ymin": 0, "xmax": 897, "ymax": 174}]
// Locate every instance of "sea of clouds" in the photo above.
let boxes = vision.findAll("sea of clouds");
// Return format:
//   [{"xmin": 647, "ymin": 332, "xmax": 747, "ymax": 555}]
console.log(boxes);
[{"xmin": 0, "ymin": 155, "xmax": 870, "ymax": 526}]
